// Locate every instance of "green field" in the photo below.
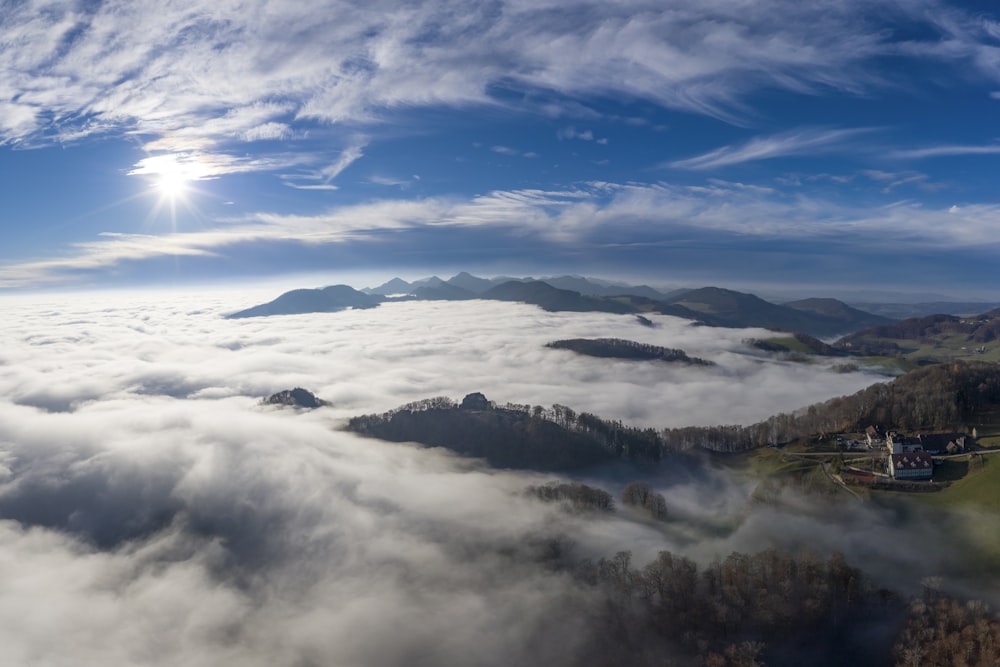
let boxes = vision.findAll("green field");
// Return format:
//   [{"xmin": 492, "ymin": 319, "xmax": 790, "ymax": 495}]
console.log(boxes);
[
  {"xmin": 850, "ymin": 335, "xmax": 1000, "ymax": 365},
  {"xmin": 916, "ymin": 454, "xmax": 1000, "ymax": 512}
]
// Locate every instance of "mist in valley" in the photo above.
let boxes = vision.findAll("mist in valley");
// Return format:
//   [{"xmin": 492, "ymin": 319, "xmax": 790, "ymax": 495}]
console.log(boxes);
[{"xmin": 0, "ymin": 290, "xmax": 993, "ymax": 665}]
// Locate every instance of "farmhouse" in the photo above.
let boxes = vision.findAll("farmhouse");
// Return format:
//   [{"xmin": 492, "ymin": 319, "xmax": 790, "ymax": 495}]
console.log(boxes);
[
  {"xmin": 915, "ymin": 433, "xmax": 966, "ymax": 455},
  {"xmin": 885, "ymin": 431, "xmax": 927, "ymax": 454},
  {"xmin": 888, "ymin": 452, "xmax": 934, "ymax": 480}
]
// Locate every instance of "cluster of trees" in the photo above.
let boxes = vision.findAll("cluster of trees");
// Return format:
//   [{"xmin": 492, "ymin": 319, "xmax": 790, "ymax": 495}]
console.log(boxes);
[
  {"xmin": 347, "ymin": 394, "xmax": 666, "ymax": 469},
  {"xmin": 546, "ymin": 338, "xmax": 713, "ymax": 365},
  {"xmin": 261, "ymin": 387, "xmax": 327, "ymax": 408},
  {"xmin": 620, "ymin": 481, "xmax": 668, "ymax": 520},
  {"xmin": 663, "ymin": 361, "xmax": 1000, "ymax": 452},
  {"xmin": 744, "ymin": 332, "xmax": 846, "ymax": 357},
  {"xmin": 893, "ymin": 596, "xmax": 1000, "ymax": 666},
  {"xmin": 525, "ymin": 482, "xmax": 615, "ymax": 512},
  {"xmin": 575, "ymin": 548, "xmax": 895, "ymax": 665},
  {"xmin": 525, "ymin": 480, "xmax": 668, "ymax": 520},
  {"xmin": 349, "ymin": 362, "xmax": 1000, "ymax": 460}
]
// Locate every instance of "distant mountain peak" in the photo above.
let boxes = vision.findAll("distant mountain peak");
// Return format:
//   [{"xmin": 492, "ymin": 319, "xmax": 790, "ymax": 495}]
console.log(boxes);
[
  {"xmin": 363, "ymin": 277, "xmax": 412, "ymax": 296},
  {"xmin": 226, "ymin": 284, "xmax": 380, "ymax": 318}
]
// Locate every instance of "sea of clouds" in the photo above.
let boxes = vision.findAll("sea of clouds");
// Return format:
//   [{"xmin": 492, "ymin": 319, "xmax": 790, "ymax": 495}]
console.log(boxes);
[{"xmin": 0, "ymin": 289, "xmax": 994, "ymax": 665}]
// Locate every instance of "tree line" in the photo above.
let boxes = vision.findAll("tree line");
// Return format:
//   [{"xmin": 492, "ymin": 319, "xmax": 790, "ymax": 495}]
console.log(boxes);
[
  {"xmin": 662, "ymin": 361, "xmax": 1000, "ymax": 452},
  {"xmin": 348, "ymin": 361, "xmax": 1000, "ymax": 459},
  {"xmin": 546, "ymin": 338, "xmax": 714, "ymax": 365},
  {"xmin": 347, "ymin": 393, "xmax": 666, "ymax": 469},
  {"xmin": 575, "ymin": 548, "xmax": 902, "ymax": 666}
]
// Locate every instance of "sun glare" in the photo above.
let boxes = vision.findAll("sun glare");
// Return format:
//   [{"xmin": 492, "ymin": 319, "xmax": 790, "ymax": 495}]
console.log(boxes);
[
  {"xmin": 129, "ymin": 152, "xmax": 213, "ymax": 230},
  {"xmin": 156, "ymin": 171, "xmax": 190, "ymax": 200}
]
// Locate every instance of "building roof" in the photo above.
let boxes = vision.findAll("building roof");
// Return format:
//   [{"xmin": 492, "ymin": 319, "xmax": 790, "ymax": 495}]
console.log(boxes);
[
  {"xmin": 890, "ymin": 452, "xmax": 934, "ymax": 470},
  {"xmin": 916, "ymin": 433, "xmax": 965, "ymax": 449}
]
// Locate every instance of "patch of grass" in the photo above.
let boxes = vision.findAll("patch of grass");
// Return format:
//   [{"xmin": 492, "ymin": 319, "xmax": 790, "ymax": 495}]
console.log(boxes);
[
  {"xmin": 856, "ymin": 356, "xmax": 916, "ymax": 374},
  {"xmin": 915, "ymin": 454, "xmax": 1000, "ymax": 513},
  {"xmin": 854, "ymin": 336, "xmax": 1000, "ymax": 365},
  {"xmin": 932, "ymin": 458, "xmax": 970, "ymax": 483},
  {"xmin": 939, "ymin": 454, "xmax": 1000, "ymax": 512},
  {"xmin": 758, "ymin": 335, "xmax": 810, "ymax": 354}
]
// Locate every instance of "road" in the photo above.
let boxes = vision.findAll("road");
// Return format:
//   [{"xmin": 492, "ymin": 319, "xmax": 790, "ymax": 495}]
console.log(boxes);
[{"xmin": 777, "ymin": 450, "xmax": 863, "ymax": 501}]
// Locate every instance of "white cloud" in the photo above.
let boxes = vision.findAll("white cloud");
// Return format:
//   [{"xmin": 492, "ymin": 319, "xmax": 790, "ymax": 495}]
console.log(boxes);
[
  {"xmin": 0, "ymin": 0, "xmax": 990, "ymax": 158},
  {"xmin": 283, "ymin": 182, "xmax": 338, "ymax": 191},
  {"xmin": 276, "ymin": 141, "xmax": 367, "ymax": 189},
  {"xmin": 0, "ymin": 291, "xmax": 993, "ymax": 664},
  {"xmin": 1, "ymin": 178, "xmax": 999, "ymax": 287},
  {"xmin": 669, "ymin": 127, "xmax": 872, "ymax": 170},
  {"xmin": 890, "ymin": 144, "xmax": 1000, "ymax": 159},
  {"xmin": 241, "ymin": 122, "xmax": 292, "ymax": 142}
]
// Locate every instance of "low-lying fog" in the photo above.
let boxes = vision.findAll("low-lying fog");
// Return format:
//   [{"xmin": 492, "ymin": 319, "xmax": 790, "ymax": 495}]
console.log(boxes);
[{"xmin": 0, "ymin": 289, "xmax": 992, "ymax": 665}]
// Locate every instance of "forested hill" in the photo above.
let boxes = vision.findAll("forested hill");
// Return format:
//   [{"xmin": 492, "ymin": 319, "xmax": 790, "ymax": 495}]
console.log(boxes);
[
  {"xmin": 226, "ymin": 285, "xmax": 380, "ymax": 318},
  {"xmin": 346, "ymin": 393, "xmax": 664, "ymax": 470},
  {"xmin": 658, "ymin": 287, "xmax": 887, "ymax": 337},
  {"xmin": 480, "ymin": 280, "xmax": 635, "ymax": 314},
  {"xmin": 664, "ymin": 361, "xmax": 1000, "ymax": 452},
  {"xmin": 783, "ymin": 297, "xmax": 894, "ymax": 330},
  {"xmin": 835, "ymin": 309, "xmax": 1000, "ymax": 357},
  {"xmin": 545, "ymin": 338, "xmax": 714, "ymax": 365}
]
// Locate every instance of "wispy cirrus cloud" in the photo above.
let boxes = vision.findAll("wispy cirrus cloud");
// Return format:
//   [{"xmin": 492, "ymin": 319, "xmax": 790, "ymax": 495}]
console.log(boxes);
[
  {"xmin": 668, "ymin": 127, "xmax": 873, "ymax": 170},
  {"xmin": 2, "ymin": 179, "xmax": 998, "ymax": 288},
  {"xmin": 277, "ymin": 142, "xmax": 367, "ymax": 189},
  {"xmin": 889, "ymin": 144, "xmax": 1000, "ymax": 159},
  {"xmin": 1, "ymin": 0, "xmax": 994, "ymax": 168}
]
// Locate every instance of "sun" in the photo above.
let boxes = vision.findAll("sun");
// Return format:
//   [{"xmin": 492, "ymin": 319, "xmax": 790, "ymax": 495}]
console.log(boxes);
[
  {"xmin": 156, "ymin": 170, "xmax": 190, "ymax": 201},
  {"xmin": 129, "ymin": 152, "xmax": 212, "ymax": 230}
]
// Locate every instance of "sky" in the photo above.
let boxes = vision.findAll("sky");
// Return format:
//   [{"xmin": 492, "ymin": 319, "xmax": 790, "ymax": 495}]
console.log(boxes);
[{"xmin": 3, "ymin": 0, "xmax": 1000, "ymax": 297}]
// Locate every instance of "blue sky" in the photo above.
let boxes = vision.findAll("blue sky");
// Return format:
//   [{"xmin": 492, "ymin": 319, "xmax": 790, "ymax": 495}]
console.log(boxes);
[{"xmin": 3, "ymin": 0, "xmax": 1000, "ymax": 298}]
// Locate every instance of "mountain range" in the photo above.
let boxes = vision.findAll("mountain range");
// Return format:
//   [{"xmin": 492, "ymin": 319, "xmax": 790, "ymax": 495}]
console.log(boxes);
[{"xmin": 227, "ymin": 272, "xmax": 899, "ymax": 337}]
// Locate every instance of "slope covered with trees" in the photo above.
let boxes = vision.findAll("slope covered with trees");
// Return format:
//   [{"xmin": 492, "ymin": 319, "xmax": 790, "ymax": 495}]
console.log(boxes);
[
  {"xmin": 546, "ymin": 338, "xmax": 713, "ymax": 365},
  {"xmin": 658, "ymin": 287, "xmax": 886, "ymax": 337},
  {"xmin": 663, "ymin": 361, "xmax": 1000, "ymax": 452},
  {"xmin": 236, "ymin": 274, "xmax": 891, "ymax": 337},
  {"xmin": 226, "ymin": 285, "xmax": 380, "ymax": 318},
  {"xmin": 835, "ymin": 310, "xmax": 1000, "ymax": 361},
  {"xmin": 481, "ymin": 280, "xmax": 636, "ymax": 314},
  {"xmin": 347, "ymin": 393, "xmax": 664, "ymax": 470},
  {"xmin": 577, "ymin": 548, "xmax": 902, "ymax": 666}
]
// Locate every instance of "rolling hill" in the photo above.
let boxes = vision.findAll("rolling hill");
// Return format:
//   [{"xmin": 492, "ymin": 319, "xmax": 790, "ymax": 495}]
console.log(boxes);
[
  {"xmin": 226, "ymin": 285, "xmax": 381, "ymax": 318},
  {"xmin": 228, "ymin": 274, "xmax": 892, "ymax": 337},
  {"xmin": 480, "ymin": 280, "xmax": 636, "ymax": 314},
  {"xmin": 660, "ymin": 287, "xmax": 885, "ymax": 337},
  {"xmin": 835, "ymin": 309, "xmax": 1000, "ymax": 363}
]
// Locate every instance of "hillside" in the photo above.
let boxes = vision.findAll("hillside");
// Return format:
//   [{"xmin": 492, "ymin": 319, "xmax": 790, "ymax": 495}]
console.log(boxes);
[
  {"xmin": 412, "ymin": 283, "xmax": 475, "ymax": 300},
  {"xmin": 481, "ymin": 280, "xmax": 636, "ymax": 314},
  {"xmin": 538, "ymin": 275, "xmax": 669, "ymax": 300},
  {"xmin": 663, "ymin": 360, "xmax": 1000, "ymax": 452},
  {"xmin": 444, "ymin": 271, "xmax": 495, "ymax": 294},
  {"xmin": 226, "ymin": 285, "xmax": 381, "ymax": 318},
  {"xmin": 660, "ymin": 287, "xmax": 884, "ymax": 337},
  {"xmin": 347, "ymin": 393, "xmax": 663, "ymax": 470},
  {"xmin": 784, "ymin": 297, "xmax": 893, "ymax": 330},
  {"xmin": 835, "ymin": 309, "xmax": 1000, "ymax": 363},
  {"xmin": 850, "ymin": 301, "xmax": 1000, "ymax": 319},
  {"xmin": 229, "ymin": 275, "xmax": 891, "ymax": 338},
  {"xmin": 745, "ymin": 332, "xmax": 848, "ymax": 357},
  {"xmin": 546, "ymin": 338, "xmax": 713, "ymax": 365}
]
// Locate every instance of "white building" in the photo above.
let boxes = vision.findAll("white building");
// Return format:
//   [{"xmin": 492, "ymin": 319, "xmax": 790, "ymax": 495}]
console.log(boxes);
[{"xmin": 888, "ymin": 452, "xmax": 933, "ymax": 480}]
